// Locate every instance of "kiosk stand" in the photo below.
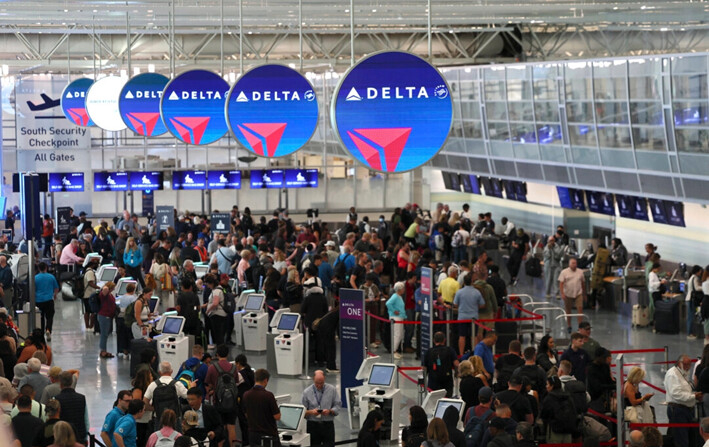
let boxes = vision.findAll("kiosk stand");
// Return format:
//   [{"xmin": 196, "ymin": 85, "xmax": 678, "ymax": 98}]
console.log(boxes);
[
  {"xmin": 432, "ymin": 398, "xmax": 465, "ymax": 429},
  {"xmin": 358, "ymin": 363, "xmax": 401, "ymax": 440},
  {"xmin": 115, "ymin": 278, "xmax": 138, "ymax": 296},
  {"xmin": 274, "ymin": 313, "xmax": 303, "ymax": 376},
  {"xmin": 267, "ymin": 308, "xmax": 289, "ymax": 373},
  {"xmin": 242, "ymin": 294, "xmax": 268, "ymax": 352},
  {"xmin": 233, "ymin": 289, "xmax": 255, "ymax": 347},
  {"xmin": 277, "ymin": 404, "xmax": 310, "ymax": 447},
  {"xmin": 96, "ymin": 265, "xmax": 118, "ymax": 288},
  {"xmin": 346, "ymin": 356, "xmax": 381, "ymax": 432},
  {"xmin": 421, "ymin": 390, "xmax": 447, "ymax": 417},
  {"xmin": 155, "ymin": 316, "xmax": 189, "ymax": 377}
]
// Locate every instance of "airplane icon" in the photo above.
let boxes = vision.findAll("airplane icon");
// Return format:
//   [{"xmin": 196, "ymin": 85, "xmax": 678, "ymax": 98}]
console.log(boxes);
[
  {"xmin": 61, "ymin": 176, "xmax": 71, "ymax": 186},
  {"xmin": 296, "ymin": 172, "xmax": 306, "ymax": 182},
  {"xmin": 28, "ymin": 94, "xmax": 60, "ymax": 111}
]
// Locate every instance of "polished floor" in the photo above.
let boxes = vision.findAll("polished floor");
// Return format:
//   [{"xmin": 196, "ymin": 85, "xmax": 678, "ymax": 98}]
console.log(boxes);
[{"xmin": 46, "ymin": 266, "xmax": 699, "ymax": 442}]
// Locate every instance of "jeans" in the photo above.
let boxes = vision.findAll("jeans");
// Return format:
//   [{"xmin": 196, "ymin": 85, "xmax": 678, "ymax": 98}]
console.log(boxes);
[
  {"xmin": 97, "ymin": 314, "xmax": 112, "ymax": 352},
  {"xmin": 453, "ymin": 246, "xmax": 467, "ymax": 264},
  {"xmin": 544, "ymin": 264, "xmax": 559, "ymax": 296},
  {"xmin": 116, "ymin": 317, "xmax": 133, "ymax": 354},
  {"xmin": 126, "ymin": 265, "xmax": 145, "ymax": 288},
  {"xmin": 404, "ymin": 309, "xmax": 416, "ymax": 349},
  {"xmin": 391, "ymin": 317, "xmax": 404, "ymax": 353},
  {"xmin": 37, "ymin": 300, "xmax": 55, "ymax": 333},
  {"xmin": 667, "ymin": 404, "xmax": 693, "ymax": 447},
  {"xmin": 42, "ymin": 236, "xmax": 52, "ymax": 258},
  {"xmin": 687, "ymin": 307, "xmax": 695, "ymax": 336}
]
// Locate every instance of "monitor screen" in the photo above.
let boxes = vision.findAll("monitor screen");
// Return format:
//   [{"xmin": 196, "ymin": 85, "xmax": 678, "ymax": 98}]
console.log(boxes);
[
  {"xmin": 250, "ymin": 169, "xmax": 285, "ymax": 189},
  {"xmin": 481, "ymin": 177, "xmax": 503, "ymax": 198},
  {"xmin": 49, "ymin": 172, "xmax": 84, "ymax": 192},
  {"xmin": 161, "ymin": 316, "xmax": 183, "ymax": 335},
  {"xmin": 12, "ymin": 173, "xmax": 48, "ymax": 193},
  {"xmin": 284, "ymin": 169, "xmax": 318, "ymax": 188},
  {"xmin": 557, "ymin": 187, "xmax": 585, "ymax": 210},
  {"xmin": 99, "ymin": 268, "xmax": 117, "ymax": 282},
  {"xmin": 172, "ymin": 170, "xmax": 207, "ymax": 190},
  {"xmin": 368, "ymin": 364, "xmax": 396, "ymax": 387},
  {"xmin": 513, "ymin": 181, "xmax": 527, "ymax": 202},
  {"xmin": 631, "ymin": 197, "xmax": 649, "ymax": 221},
  {"xmin": 194, "ymin": 264, "xmax": 209, "ymax": 279},
  {"xmin": 244, "ymin": 294, "xmax": 265, "ymax": 311},
  {"xmin": 94, "ymin": 171, "xmax": 129, "ymax": 192},
  {"xmin": 648, "ymin": 199, "xmax": 668, "ymax": 224},
  {"xmin": 441, "ymin": 172, "xmax": 454, "ymax": 190},
  {"xmin": 586, "ymin": 191, "xmax": 614, "ymax": 216},
  {"xmin": 461, "ymin": 175, "xmax": 481, "ymax": 194},
  {"xmin": 207, "ymin": 170, "xmax": 242, "ymax": 189},
  {"xmin": 148, "ymin": 297, "xmax": 159, "ymax": 313},
  {"xmin": 664, "ymin": 201, "xmax": 685, "ymax": 227},
  {"xmin": 129, "ymin": 171, "xmax": 163, "ymax": 191},
  {"xmin": 434, "ymin": 400, "xmax": 463, "ymax": 419},
  {"xmin": 277, "ymin": 314, "xmax": 299, "ymax": 331},
  {"xmin": 116, "ymin": 280, "xmax": 136, "ymax": 296},
  {"xmin": 616, "ymin": 194, "xmax": 633, "ymax": 218},
  {"xmin": 277, "ymin": 405, "xmax": 304, "ymax": 431}
]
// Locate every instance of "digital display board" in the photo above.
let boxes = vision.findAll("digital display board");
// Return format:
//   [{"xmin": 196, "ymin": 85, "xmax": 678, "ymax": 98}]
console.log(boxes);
[
  {"xmin": 49, "ymin": 172, "xmax": 84, "ymax": 192},
  {"xmin": 129, "ymin": 171, "xmax": 163, "ymax": 191},
  {"xmin": 172, "ymin": 170, "xmax": 207, "ymax": 190},
  {"xmin": 12, "ymin": 173, "xmax": 48, "ymax": 193},
  {"xmin": 664, "ymin": 201, "xmax": 686, "ymax": 227},
  {"xmin": 503, "ymin": 180, "xmax": 527, "ymax": 202},
  {"xmin": 284, "ymin": 169, "xmax": 318, "ymax": 188},
  {"xmin": 250, "ymin": 169, "xmax": 284, "ymax": 189},
  {"xmin": 460, "ymin": 174, "xmax": 480, "ymax": 194},
  {"xmin": 331, "ymin": 51, "xmax": 453, "ymax": 173},
  {"xmin": 207, "ymin": 170, "xmax": 242, "ymax": 189},
  {"xmin": 226, "ymin": 64, "xmax": 319, "ymax": 158},
  {"xmin": 119, "ymin": 73, "xmax": 169, "ymax": 137},
  {"xmin": 557, "ymin": 186, "xmax": 586, "ymax": 211},
  {"xmin": 648, "ymin": 199, "xmax": 668, "ymax": 224},
  {"xmin": 94, "ymin": 171, "xmax": 129, "ymax": 192},
  {"xmin": 61, "ymin": 78, "xmax": 94, "ymax": 127},
  {"xmin": 631, "ymin": 197, "xmax": 649, "ymax": 221},
  {"xmin": 441, "ymin": 172, "xmax": 460, "ymax": 191},
  {"xmin": 586, "ymin": 191, "xmax": 615, "ymax": 216},
  {"xmin": 480, "ymin": 177, "xmax": 503, "ymax": 198}
]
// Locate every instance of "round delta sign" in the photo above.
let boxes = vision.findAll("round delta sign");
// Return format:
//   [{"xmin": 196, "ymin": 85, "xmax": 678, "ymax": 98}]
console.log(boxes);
[
  {"xmin": 61, "ymin": 78, "xmax": 95, "ymax": 127},
  {"xmin": 119, "ymin": 73, "xmax": 170, "ymax": 137},
  {"xmin": 226, "ymin": 64, "xmax": 319, "ymax": 158},
  {"xmin": 161, "ymin": 70, "xmax": 230, "ymax": 145},
  {"xmin": 86, "ymin": 76, "xmax": 128, "ymax": 132},
  {"xmin": 331, "ymin": 51, "xmax": 453, "ymax": 173}
]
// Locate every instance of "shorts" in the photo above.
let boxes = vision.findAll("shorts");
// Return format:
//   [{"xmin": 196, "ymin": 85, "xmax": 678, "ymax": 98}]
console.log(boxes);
[
  {"xmin": 458, "ymin": 322, "xmax": 472, "ymax": 337},
  {"xmin": 565, "ymin": 294, "xmax": 583, "ymax": 308},
  {"xmin": 220, "ymin": 410, "xmax": 238, "ymax": 424}
]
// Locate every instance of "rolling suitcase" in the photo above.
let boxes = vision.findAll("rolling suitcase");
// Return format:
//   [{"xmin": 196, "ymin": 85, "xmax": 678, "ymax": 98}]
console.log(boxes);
[
  {"xmin": 632, "ymin": 305, "xmax": 651, "ymax": 328},
  {"xmin": 495, "ymin": 321, "xmax": 518, "ymax": 353},
  {"xmin": 628, "ymin": 288, "xmax": 649, "ymax": 307},
  {"xmin": 654, "ymin": 300, "xmax": 680, "ymax": 334}
]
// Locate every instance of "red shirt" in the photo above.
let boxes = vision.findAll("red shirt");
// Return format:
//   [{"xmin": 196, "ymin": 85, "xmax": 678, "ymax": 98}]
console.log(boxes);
[
  {"xmin": 404, "ymin": 281, "xmax": 416, "ymax": 310},
  {"xmin": 204, "ymin": 359, "xmax": 241, "ymax": 397}
]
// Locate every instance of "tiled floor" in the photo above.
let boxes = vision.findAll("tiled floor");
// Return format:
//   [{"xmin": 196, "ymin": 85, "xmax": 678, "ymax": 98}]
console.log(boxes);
[{"xmin": 47, "ymin": 268, "xmax": 698, "ymax": 441}]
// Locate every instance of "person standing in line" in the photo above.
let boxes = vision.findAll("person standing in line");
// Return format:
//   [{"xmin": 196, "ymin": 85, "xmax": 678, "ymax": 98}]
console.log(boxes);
[
  {"xmin": 100, "ymin": 391, "xmax": 132, "ymax": 447},
  {"xmin": 664, "ymin": 355, "xmax": 702, "ymax": 447},
  {"xmin": 34, "ymin": 262, "xmax": 59, "ymax": 341},
  {"xmin": 558, "ymin": 258, "xmax": 586, "ymax": 334},
  {"xmin": 114, "ymin": 400, "xmax": 146, "ymax": 447},
  {"xmin": 97, "ymin": 282, "xmax": 118, "ymax": 359},
  {"xmin": 453, "ymin": 274, "xmax": 485, "ymax": 356},
  {"xmin": 123, "ymin": 237, "xmax": 145, "ymax": 288},
  {"xmin": 301, "ymin": 371, "xmax": 341, "ymax": 447},
  {"xmin": 242, "ymin": 369, "xmax": 281, "ymax": 447},
  {"xmin": 41, "ymin": 215, "xmax": 54, "ymax": 258},
  {"xmin": 55, "ymin": 371, "xmax": 88, "ymax": 445},
  {"xmin": 386, "ymin": 282, "xmax": 407, "ymax": 360},
  {"xmin": 543, "ymin": 237, "xmax": 562, "ymax": 299}
]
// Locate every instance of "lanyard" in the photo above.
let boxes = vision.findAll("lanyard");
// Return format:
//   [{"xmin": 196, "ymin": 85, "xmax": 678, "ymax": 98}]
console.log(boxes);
[{"xmin": 314, "ymin": 387, "xmax": 324, "ymax": 409}]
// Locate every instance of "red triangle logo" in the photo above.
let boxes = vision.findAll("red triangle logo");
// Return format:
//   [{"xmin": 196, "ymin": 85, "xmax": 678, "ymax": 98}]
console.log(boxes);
[
  {"xmin": 237, "ymin": 125, "xmax": 264, "ymax": 156},
  {"xmin": 172, "ymin": 116, "xmax": 210, "ymax": 145},
  {"xmin": 169, "ymin": 118, "xmax": 192, "ymax": 144},
  {"xmin": 67, "ymin": 108, "xmax": 89, "ymax": 126},
  {"xmin": 127, "ymin": 112, "xmax": 160, "ymax": 136},
  {"xmin": 347, "ymin": 128, "xmax": 411, "ymax": 171},
  {"xmin": 240, "ymin": 123, "xmax": 287, "ymax": 157}
]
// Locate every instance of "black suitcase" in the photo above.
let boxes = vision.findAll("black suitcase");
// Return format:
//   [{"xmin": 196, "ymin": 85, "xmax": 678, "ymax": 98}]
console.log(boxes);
[
  {"xmin": 628, "ymin": 287, "xmax": 649, "ymax": 307},
  {"xmin": 654, "ymin": 300, "xmax": 680, "ymax": 334},
  {"xmin": 483, "ymin": 237, "xmax": 499, "ymax": 250},
  {"xmin": 129, "ymin": 338, "xmax": 158, "ymax": 377},
  {"xmin": 495, "ymin": 333, "xmax": 518, "ymax": 353},
  {"xmin": 495, "ymin": 321, "xmax": 518, "ymax": 335}
]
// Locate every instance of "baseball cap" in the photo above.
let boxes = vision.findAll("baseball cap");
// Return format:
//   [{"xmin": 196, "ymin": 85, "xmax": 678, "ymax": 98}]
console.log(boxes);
[
  {"xmin": 183, "ymin": 410, "xmax": 199, "ymax": 426},
  {"xmin": 478, "ymin": 386, "xmax": 493, "ymax": 403},
  {"xmin": 219, "ymin": 274, "xmax": 230, "ymax": 283},
  {"xmin": 79, "ymin": 211, "xmax": 87, "ymax": 217},
  {"xmin": 578, "ymin": 321, "xmax": 591, "ymax": 330},
  {"xmin": 325, "ymin": 241, "xmax": 336, "ymax": 247}
]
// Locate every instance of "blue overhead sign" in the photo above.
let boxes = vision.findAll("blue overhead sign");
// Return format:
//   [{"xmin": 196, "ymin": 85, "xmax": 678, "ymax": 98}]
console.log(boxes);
[
  {"xmin": 94, "ymin": 171, "xmax": 129, "ymax": 192},
  {"xmin": 61, "ymin": 78, "xmax": 94, "ymax": 127},
  {"xmin": 207, "ymin": 170, "xmax": 241, "ymax": 189},
  {"xmin": 119, "ymin": 73, "xmax": 169, "ymax": 137},
  {"xmin": 172, "ymin": 170, "xmax": 207, "ymax": 190}
]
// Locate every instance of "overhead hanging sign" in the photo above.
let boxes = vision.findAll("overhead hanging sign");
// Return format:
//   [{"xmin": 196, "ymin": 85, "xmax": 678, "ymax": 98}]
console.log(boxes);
[
  {"xmin": 211, "ymin": 213, "xmax": 231, "ymax": 235},
  {"xmin": 119, "ymin": 73, "xmax": 169, "ymax": 137},
  {"xmin": 226, "ymin": 64, "xmax": 319, "ymax": 158},
  {"xmin": 160, "ymin": 70, "xmax": 230, "ymax": 145},
  {"xmin": 331, "ymin": 51, "xmax": 453, "ymax": 173},
  {"xmin": 86, "ymin": 76, "xmax": 128, "ymax": 132},
  {"xmin": 61, "ymin": 78, "xmax": 95, "ymax": 127}
]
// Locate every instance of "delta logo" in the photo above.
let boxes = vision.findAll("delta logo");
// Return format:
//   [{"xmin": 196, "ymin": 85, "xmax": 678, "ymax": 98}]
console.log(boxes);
[
  {"xmin": 123, "ymin": 90, "xmax": 162, "ymax": 99},
  {"xmin": 167, "ymin": 90, "xmax": 224, "ymax": 100},
  {"xmin": 346, "ymin": 128, "xmax": 412, "ymax": 172},
  {"xmin": 125, "ymin": 112, "xmax": 161, "ymax": 136},
  {"xmin": 169, "ymin": 117, "xmax": 211, "ymax": 145},
  {"xmin": 64, "ymin": 91, "xmax": 86, "ymax": 99},
  {"xmin": 344, "ymin": 85, "xmax": 448, "ymax": 101},
  {"xmin": 66, "ymin": 108, "xmax": 90, "ymax": 126},
  {"xmin": 233, "ymin": 90, "xmax": 313, "ymax": 102},
  {"xmin": 237, "ymin": 123, "xmax": 287, "ymax": 157}
]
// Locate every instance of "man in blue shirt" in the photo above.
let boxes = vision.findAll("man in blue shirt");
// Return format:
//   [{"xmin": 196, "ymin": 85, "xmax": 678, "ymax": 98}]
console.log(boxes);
[
  {"xmin": 386, "ymin": 282, "xmax": 406, "ymax": 359},
  {"xmin": 473, "ymin": 331, "xmax": 497, "ymax": 378},
  {"xmin": 453, "ymin": 273, "xmax": 486, "ymax": 356},
  {"xmin": 100, "ymin": 390, "xmax": 132, "ymax": 447},
  {"xmin": 301, "ymin": 370, "xmax": 341, "ymax": 447},
  {"xmin": 114, "ymin": 399, "xmax": 145, "ymax": 447},
  {"xmin": 317, "ymin": 254, "xmax": 333, "ymax": 292},
  {"xmin": 35, "ymin": 262, "xmax": 59, "ymax": 339},
  {"xmin": 559, "ymin": 332, "xmax": 590, "ymax": 383}
]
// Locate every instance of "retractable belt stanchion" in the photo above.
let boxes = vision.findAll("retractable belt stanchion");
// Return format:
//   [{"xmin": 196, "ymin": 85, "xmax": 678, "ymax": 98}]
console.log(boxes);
[
  {"xmin": 445, "ymin": 307, "xmax": 451, "ymax": 348},
  {"xmin": 664, "ymin": 345, "xmax": 669, "ymax": 372},
  {"xmin": 299, "ymin": 326, "xmax": 311, "ymax": 380},
  {"xmin": 615, "ymin": 353, "xmax": 625, "ymax": 446},
  {"xmin": 390, "ymin": 319, "xmax": 395, "ymax": 364}
]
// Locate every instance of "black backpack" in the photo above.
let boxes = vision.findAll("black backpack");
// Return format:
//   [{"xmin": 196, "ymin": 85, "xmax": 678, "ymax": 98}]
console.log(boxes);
[
  {"xmin": 549, "ymin": 392, "xmax": 581, "ymax": 435},
  {"xmin": 428, "ymin": 345, "xmax": 454, "ymax": 383},
  {"xmin": 405, "ymin": 432, "xmax": 427, "ymax": 447},
  {"xmin": 525, "ymin": 257, "xmax": 542, "ymax": 278},
  {"xmin": 151, "ymin": 379, "xmax": 182, "ymax": 424},
  {"xmin": 563, "ymin": 379, "xmax": 589, "ymax": 415},
  {"xmin": 213, "ymin": 362, "xmax": 239, "ymax": 413},
  {"xmin": 464, "ymin": 408, "xmax": 494, "ymax": 447},
  {"xmin": 333, "ymin": 254, "xmax": 350, "ymax": 280},
  {"xmin": 220, "ymin": 288, "xmax": 236, "ymax": 314},
  {"xmin": 88, "ymin": 291, "xmax": 101, "ymax": 314},
  {"xmin": 701, "ymin": 294, "xmax": 709, "ymax": 321}
]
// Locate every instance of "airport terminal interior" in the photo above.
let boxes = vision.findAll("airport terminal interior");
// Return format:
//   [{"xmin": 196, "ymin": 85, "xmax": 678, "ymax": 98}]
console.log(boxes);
[{"xmin": 0, "ymin": 1, "xmax": 709, "ymax": 447}]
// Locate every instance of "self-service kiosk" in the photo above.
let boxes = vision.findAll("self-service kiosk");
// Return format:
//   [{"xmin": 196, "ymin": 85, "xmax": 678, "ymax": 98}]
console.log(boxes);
[
  {"xmin": 83, "ymin": 253, "xmax": 102, "ymax": 268},
  {"xmin": 194, "ymin": 263, "xmax": 209, "ymax": 279},
  {"xmin": 432, "ymin": 398, "xmax": 465, "ymax": 429},
  {"xmin": 233, "ymin": 289, "xmax": 255, "ymax": 347},
  {"xmin": 273, "ymin": 313, "xmax": 303, "ymax": 376},
  {"xmin": 346, "ymin": 356, "xmax": 382, "ymax": 432},
  {"xmin": 155, "ymin": 316, "xmax": 189, "ymax": 377},
  {"xmin": 115, "ymin": 278, "xmax": 138, "ymax": 296},
  {"xmin": 421, "ymin": 390, "xmax": 447, "ymax": 417},
  {"xmin": 267, "ymin": 308, "xmax": 289, "ymax": 373},
  {"xmin": 96, "ymin": 265, "xmax": 118, "ymax": 288},
  {"xmin": 277, "ymin": 404, "xmax": 310, "ymax": 447},
  {"xmin": 358, "ymin": 363, "xmax": 401, "ymax": 440},
  {"xmin": 241, "ymin": 294, "xmax": 268, "ymax": 351}
]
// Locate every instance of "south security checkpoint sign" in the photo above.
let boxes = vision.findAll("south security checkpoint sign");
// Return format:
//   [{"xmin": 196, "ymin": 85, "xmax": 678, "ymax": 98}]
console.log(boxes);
[
  {"xmin": 61, "ymin": 78, "xmax": 94, "ymax": 127},
  {"xmin": 119, "ymin": 73, "xmax": 169, "ymax": 137},
  {"xmin": 331, "ymin": 51, "xmax": 453, "ymax": 173},
  {"xmin": 161, "ymin": 70, "xmax": 230, "ymax": 145},
  {"xmin": 226, "ymin": 64, "xmax": 319, "ymax": 158}
]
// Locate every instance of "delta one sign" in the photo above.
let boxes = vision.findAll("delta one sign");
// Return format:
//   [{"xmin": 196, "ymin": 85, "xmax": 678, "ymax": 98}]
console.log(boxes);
[
  {"xmin": 61, "ymin": 78, "xmax": 95, "ymax": 127},
  {"xmin": 331, "ymin": 51, "xmax": 453, "ymax": 173},
  {"xmin": 119, "ymin": 73, "xmax": 169, "ymax": 137},
  {"xmin": 226, "ymin": 64, "xmax": 319, "ymax": 158},
  {"xmin": 160, "ymin": 70, "xmax": 230, "ymax": 145}
]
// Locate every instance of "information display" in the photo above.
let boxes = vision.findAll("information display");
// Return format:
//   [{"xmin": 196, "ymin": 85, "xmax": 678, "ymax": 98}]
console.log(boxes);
[
  {"xmin": 648, "ymin": 199, "xmax": 668, "ymax": 224},
  {"xmin": 61, "ymin": 78, "xmax": 94, "ymax": 127},
  {"xmin": 557, "ymin": 186, "xmax": 586, "ymax": 211},
  {"xmin": 129, "ymin": 171, "xmax": 163, "ymax": 191},
  {"xmin": 664, "ymin": 201, "xmax": 686, "ymax": 227},
  {"xmin": 284, "ymin": 169, "xmax": 318, "ymax": 188},
  {"xmin": 332, "ymin": 51, "xmax": 453, "ymax": 172},
  {"xmin": 503, "ymin": 180, "xmax": 527, "ymax": 202},
  {"xmin": 85, "ymin": 76, "xmax": 128, "ymax": 132},
  {"xmin": 419, "ymin": 267, "xmax": 433, "ymax": 364},
  {"xmin": 250, "ymin": 169, "xmax": 285, "ymax": 189},
  {"xmin": 277, "ymin": 314, "xmax": 300, "ymax": 331},
  {"xmin": 277, "ymin": 405, "xmax": 304, "ymax": 431},
  {"xmin": 172, "ymin": 170, "xmax": 206, "ymax": 190},
  {"xmin": 207, "ymin": 170, "xmax": 241, "ymax": 189},
  {"xmin": 161, "ymin": 70, "xmax": 230, "ymax": 145},
  {"xmin": 339, "ymin": 288, "xmax": 365, "ymax": 407},
  {"xmin": 461, "ymin": 174, "xmax": 481, "ymax": 194},
  {"xmin": 631, "ymin": 197, "xmax": 649, "ymax": 221},
  {"xmin": 227, "ymin": 64, "xmax": 319, "ymax": 158},
  {"xmin": 586, "ymin": 191, "xmax": 615, "ymax": 216},
  {"xmin": 442, "ymin": 172, "xmax": 460, "ymax": 191},
  {"xmin": 119, "ymin": 73, "xmax": 169, "ymax": 136},
  {"xmin": 94, "ymin": 171, "xmax": 129, "ymax": 192},
  {"xmin": 480, "ymin": 177, "xmax": 503, "ymax": 198},
  {"xmin": 49, "ymin": 172, "xmax": 84, "ymax": 192}
]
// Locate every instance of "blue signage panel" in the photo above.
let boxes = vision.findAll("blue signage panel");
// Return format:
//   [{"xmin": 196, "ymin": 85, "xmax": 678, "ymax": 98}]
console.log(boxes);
[
  {"xmin": 664, "ymin": 201, "xmax": 685, "ymax": 227},
  {"xmin": 129, "ymin": 171, "xmax": 163, "ymax": 191},
  {"xmin": 461, "ymin": 174, "xmax": 480, "ymax": 194},
  {"xmin": 161, "ymin": 70, "xmax": 230, "ymax": 145},
  {"xmin": 616, "ymin": 195, "xmax": 633, "ymax": 218},
  {"xmin": 49, "ymin": 172, "xmax": 84, "ymax": 192},
  {"xmin": 226, "ymin": 64, "xmax": 319, "ymax": 158},
  {"xmin": 648, "ymin": 199, "xmax": 668, "ymax": 224},
  {"xmin": 586, "ymin": 191, "xmax": 614, "ymax": 215},
  {"xmin": 250, "ymin": 169, "xmax": 284, "ymax": 189},
  {"xmin": 284, "ymin": 169, "xmax": 318, "ymax": 188},
  {"xmin": 557, "ymin": 187, "xmax": 586, "ymax": 211},
  {"xmin": 419, "ymin": 267, "xmax": 434, "ymax": 364},
  {"xmin": 631, "ymin": 197, "xmax": 649, "ymax": 221},
  {"xmin": 172, "ymin": 170, "xmax": 207, "ymax": 190},
  {"xmin": 513, "ymin": 181, "xmax": 528, "ymax": 203},
  {"xmin": 481, "ymin": 177, "xmax": 503, "ymax": 198},
  {"xmin": 332, "ymin": 51, "xmax": 453, "ymax": 173},
  {"xmin": 207, "ymin": 170, "xmax": 242, "ymax": 189},
  {"xmin": 94, "ymin": 171, "xmax": 129, "ymax": 192},
  {"xmin": 339, "ymin": 288, "xmax": 365, "ymax": 407},
  {"xmin": 119, "ymin": 73, "xmax": 169, "ymax": 136},
  {"xmin": 61, "ymin": 78, "xmax": 94, "ymax": 127},
  {"xmin": 211, "ymin": 213, "xmax": 231, "ymax": 234}
]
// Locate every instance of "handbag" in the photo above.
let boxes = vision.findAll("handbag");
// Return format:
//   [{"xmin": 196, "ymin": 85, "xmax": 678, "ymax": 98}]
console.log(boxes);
[{"xmin": 624, "ymin": 405, "xmax": 639, "ymax": 423}]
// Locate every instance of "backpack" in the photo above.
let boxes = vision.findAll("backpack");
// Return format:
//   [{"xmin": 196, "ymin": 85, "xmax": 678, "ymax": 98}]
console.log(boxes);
[
  {"xmin": 563, "ymin": 379, "xmax": 589, "ymax": 415},
  {"xmin": 464, "ymin": 408, "xmax": 494, "ymax": 447},
  {"xmin": 145, "ymin": 273, "xmax": 158, "ymax": 290},
  {"xmin": 88, "ymin": 291, "xmax": 101, "ymax": 314},
  {"xmin": 434, "ymin": 234, "xmax": 445, "ymax": 251},
  {"xmin": 428, "ymin": 345, "xmax": 454, "ymax": 384},
  {"xmin": 220, "ymin": 288, "xmax": 236, "ymax": 314},
  {"xmin": 702, "ymin": 294, "xmax": 709, "ymax": 321},
  {"xmin": 155, "ymin": 430, "xmax": 180, "ymax": 447},
  {"xmin": 451, "ymin": 231, "xmax": 462, "ymax": 248},
  {"xmin": 549, "ymin": 392, "xmax": 580, "ymax": 435},
  {"xmin": 178, "ymin": 361, "xmax": 201, "ymax": 389},
  {"xmin": 124, "ymin": 301, "xmax": 137, "ymax": 328},
  {"xmin": 525, "ymin": 257, "xmax": 542, "ymax": 278},
  {"xmin": 405, "ymin": 432, "xmax": 427, "ymax": 447},
  {"xmin": 151, "ymin": 379, "xmax": 182, "ymax": 424},
  {"xmin": 333, "ymin": 254, "xmax": 351, "ymax": 280},
  {"xmin": 213, "ymin": 362, "xmax": 239, "ymax": 413}
]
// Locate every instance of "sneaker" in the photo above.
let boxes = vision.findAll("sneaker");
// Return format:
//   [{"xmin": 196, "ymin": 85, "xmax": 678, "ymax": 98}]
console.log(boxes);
[
  {"xmin": 394, "ymin": 353, "xmax": 402, "ymax": 360},
  {"xmin": 404, "ymin": 347, "xmax": 416, "ymax": 354},
  {"xmin": 326, "ymin": 368, "xmax": 340, "ymax": 373},
  {"xmin": 545, "ymin": 294, "xmax": 551, "ymax": 299},
  {"xmin": 688, "ymin": 334, "xmax": 698, "ymax": 340},
  {"xmin": 45, "ymin": 331, "xmax": 51, "ymax": 342}
]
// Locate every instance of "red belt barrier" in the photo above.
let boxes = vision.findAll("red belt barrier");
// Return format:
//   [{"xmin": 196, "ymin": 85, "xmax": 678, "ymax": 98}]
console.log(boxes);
[
  {"xmin": 511, "ymin": 303, "xmax": 543, "ymax": 318},
  {"xmin": 640, "ymin": 380, "xmax": 666, "ymax": 394},
  {"xmin": 365, "ymin": 311, "xmax": 538, "ymax": 326},
  {"xmin": 611, "ymin": 348, "xmax": 666, "ymax": 354},
  {"xmin": 630, "ymin": 423, "xmax": 699, "ymax": 428},
  {"xmin": 397, "ymin": 368, "xmax": 431, "ymax": 392},
  {"xmin": 398, "ymin": 366, "xmax": 423, "ymax": 371},
  {"xmin": 587, "ymin": 408, "xmax": 618, "ymax": 423}
]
